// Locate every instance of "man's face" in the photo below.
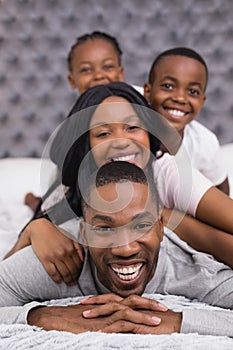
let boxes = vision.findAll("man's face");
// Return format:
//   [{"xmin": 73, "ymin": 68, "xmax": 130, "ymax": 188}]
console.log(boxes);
[
  {"xmin": 81, "ymin": 181, "xmax": 163, "ymax": 297},
  {"xmin": 144, "ymin": 55, "xmax": 206, "ymax": 135},
  {"xmin": 68, "ymin": 39, "xmax": 124, "ymax": 94}
]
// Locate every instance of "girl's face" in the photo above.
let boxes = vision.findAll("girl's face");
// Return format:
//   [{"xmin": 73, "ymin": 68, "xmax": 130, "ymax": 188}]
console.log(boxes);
[
  {"xmin": 68, "ymin": 39, "xmax": 124, "ymax": 94},
  {"xmin": 89, "ymin": 96, "xmax": 150, "ymax": 169}
]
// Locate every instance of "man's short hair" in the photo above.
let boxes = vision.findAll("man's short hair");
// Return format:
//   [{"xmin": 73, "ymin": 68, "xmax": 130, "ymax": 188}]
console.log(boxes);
[{"xmin": 81, "ymin": 161, "xmax": 162, "ymax": 217}]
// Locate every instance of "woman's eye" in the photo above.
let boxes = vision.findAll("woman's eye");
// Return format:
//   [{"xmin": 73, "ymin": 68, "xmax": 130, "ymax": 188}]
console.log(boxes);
[
  {"xmin": 96, "ymin": 131, "xmax": 110, "ymax": 138},
  {"xmin": 127, "ymin": 125, "xmax": 141, "ymax": 131}
]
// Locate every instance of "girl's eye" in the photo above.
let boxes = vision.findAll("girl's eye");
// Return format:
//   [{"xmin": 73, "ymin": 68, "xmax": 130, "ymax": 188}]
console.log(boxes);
[
  {"xmin": 80, "ymin": 67, "xmax": 92, "ymax": 74},
  {"xmin": 103, "ymin": 64, "xmax": 115, "ymax": 71}
]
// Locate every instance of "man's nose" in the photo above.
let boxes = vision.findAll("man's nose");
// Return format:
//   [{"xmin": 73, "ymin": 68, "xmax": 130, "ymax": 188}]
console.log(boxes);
[{"xmin": 111, "ymin": 239, "xmax": 140, "ymax": 257}]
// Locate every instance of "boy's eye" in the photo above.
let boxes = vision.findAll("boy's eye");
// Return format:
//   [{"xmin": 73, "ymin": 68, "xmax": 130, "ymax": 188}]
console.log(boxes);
[
  {"xmin": 161, "ymin": 83, "xmax": 173, "ymax": 90},
  {"xmin": 189, "ymin": 88, "xmax": 200, "ymax": 96},
  {"xmin": 96, "ymin": 131, "xmax": 111, "ymax": 138}
]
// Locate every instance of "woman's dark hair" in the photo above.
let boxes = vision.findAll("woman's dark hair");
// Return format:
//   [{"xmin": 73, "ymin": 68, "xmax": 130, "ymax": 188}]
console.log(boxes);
[{"xmin": 48, "ymin": 82, "xmax": 177, "ymax": 219}]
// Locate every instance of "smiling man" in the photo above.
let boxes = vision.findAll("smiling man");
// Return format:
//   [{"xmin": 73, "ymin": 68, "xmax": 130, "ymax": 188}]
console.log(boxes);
[{"xmin": 1, "ymin": 161, "xmax": 233, "ymax": 336}]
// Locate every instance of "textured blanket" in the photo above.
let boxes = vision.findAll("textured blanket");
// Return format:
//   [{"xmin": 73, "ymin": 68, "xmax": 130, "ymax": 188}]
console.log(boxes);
[{"xmin": 1, "ymin": 294, "xmax": 233, "ymax": 350}]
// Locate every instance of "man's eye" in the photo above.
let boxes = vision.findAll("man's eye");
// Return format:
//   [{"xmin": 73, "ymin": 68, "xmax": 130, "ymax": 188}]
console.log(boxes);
[
  {"xmin": 92, "ymin": 226, "xmax": 115, "ymax": 233},
  {"xmin": 134, "ymin": 222, "xmax": 153, "ymax": 232}
]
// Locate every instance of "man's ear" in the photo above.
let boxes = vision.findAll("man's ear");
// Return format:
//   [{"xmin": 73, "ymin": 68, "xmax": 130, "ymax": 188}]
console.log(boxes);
[
  {"xmin": 67, "ymin": 73, "xmax": 77, "ymax": 90},
  {"xmin": 143, "ymin": 83, "xmax": 151, "ymax": 103},
  {"xmin": 157, "ymin": 216, "xmax": 164, "ymax": 241},
  {"xmin": 79, "ymin": 219, "xmax": 88, "ymax": 247}
]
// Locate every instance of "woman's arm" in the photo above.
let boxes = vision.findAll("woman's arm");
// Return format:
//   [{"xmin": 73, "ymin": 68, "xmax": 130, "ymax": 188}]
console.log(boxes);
[{"xmin": 163, "ymin": 208, "xmax": 233, "ymax": 269}]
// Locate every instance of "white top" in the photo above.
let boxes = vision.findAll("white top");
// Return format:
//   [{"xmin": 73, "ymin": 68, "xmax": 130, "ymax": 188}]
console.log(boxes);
[
  {"xmin": 153, "ymin": 151, "xmax": 213, "ymax": 217},
  {"xmin": 182, "ymin": 120, "xmax": 227, "ymax": 185}
]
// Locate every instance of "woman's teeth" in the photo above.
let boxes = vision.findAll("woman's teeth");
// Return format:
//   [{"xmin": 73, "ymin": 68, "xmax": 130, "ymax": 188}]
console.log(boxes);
[
  {"xmin": 112, "ymin": 154, "xmax": 135, "ymax": 162},
  {"xmin": 112, "ymin": 264, "xmax": 142, "ymax": 281}
]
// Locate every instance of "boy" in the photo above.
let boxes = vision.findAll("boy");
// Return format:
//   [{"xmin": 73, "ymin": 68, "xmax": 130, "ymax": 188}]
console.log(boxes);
[{"xmin": 144, "ymin": 47, "xmax": 229, "ymax": 194}]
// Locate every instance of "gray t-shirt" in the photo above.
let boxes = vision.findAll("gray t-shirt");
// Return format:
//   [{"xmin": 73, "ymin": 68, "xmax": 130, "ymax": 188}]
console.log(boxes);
[{"xmin": 0, "ymin": 228, "xmax": 233, "ymax": 337}]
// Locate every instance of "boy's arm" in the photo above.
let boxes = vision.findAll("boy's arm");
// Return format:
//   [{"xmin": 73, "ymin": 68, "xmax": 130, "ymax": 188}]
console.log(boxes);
[
  {"xmin": 163, "ymin": 208, "xmax": 233, "ymax": 269},
  {"xmin": 216, "ymin": 176, "xmax": 230, "ymax": 195}
]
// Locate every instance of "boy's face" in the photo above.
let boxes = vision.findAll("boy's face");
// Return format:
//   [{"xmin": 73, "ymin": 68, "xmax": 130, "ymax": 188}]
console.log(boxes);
[
  {"xmin": 81, "ymin": 181, "xmax": 163, "ymax": 297},
  {"xmin": 68, "ymin": 39, "xmax": 124, "ymax": 94},
  {"xmin": 144, "ymin": 55, "xmax": 207, "ymax": 135}
]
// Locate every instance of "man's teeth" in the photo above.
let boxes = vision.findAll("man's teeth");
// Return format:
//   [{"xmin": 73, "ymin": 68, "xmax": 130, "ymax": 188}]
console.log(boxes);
[
  {"xmin": 112, "ymin": 264, "xmax": 142, "ymax": 281},
  {"xmin": 168, "ymin": 109, "xmax": 185, "ymax": 117},
  {"xmin": 112, "ymin": 154, "xmax": 135, "ymax": 162}
]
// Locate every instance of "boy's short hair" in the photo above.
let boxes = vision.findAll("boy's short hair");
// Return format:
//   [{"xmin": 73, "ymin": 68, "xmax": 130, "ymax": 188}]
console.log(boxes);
[
  {"xmin": 67, "ymin": 31, "xmax": 123, "ymax": 72},
  {"xmin": 148, "ymin": 47, "xmax": 208, "ymax": 89}
]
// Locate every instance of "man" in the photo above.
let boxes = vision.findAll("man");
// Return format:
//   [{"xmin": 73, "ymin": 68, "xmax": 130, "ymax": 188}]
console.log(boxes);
[{"xmin": 1, "ymin": 161, "xmax": 233, "ymax": 336}]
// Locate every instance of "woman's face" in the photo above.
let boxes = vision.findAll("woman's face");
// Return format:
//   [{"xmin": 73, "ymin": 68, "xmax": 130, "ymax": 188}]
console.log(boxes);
[{"xmin": 89, "ymin": 96, "xmax": 150, "ymax": 169}]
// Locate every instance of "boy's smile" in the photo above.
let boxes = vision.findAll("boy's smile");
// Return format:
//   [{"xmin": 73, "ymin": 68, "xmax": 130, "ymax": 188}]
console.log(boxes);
[{"xmin": 144, "ymin": 55, "xmax": 206, "ymax": 136}]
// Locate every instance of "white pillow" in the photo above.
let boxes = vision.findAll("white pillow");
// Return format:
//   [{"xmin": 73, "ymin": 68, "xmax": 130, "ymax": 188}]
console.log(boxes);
[{"xmin": 0, "ymin": 157, "xmax": 57, "ymax": 204}]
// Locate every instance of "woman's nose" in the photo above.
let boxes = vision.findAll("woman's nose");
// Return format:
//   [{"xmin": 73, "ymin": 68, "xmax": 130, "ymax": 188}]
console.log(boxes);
[{"xmin": 111, "ymin": 137, "xmax": 130, "ymax": 149}]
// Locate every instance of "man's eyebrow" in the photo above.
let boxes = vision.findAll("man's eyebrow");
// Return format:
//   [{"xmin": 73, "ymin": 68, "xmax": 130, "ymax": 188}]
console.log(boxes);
[
  {"xmin": 90, "ymin": 211, "xmax": 157, "ymax": 225},
  {"xmin": 91, "ymin": 215, "xmax": 114, "ymax": 225}
]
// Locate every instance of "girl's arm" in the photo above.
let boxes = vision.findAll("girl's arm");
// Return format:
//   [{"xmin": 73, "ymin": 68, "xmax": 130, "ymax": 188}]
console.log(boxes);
[
  {"xmin": 163, "ymin": 208, "xmax": 233, "ymax": 269},
  {"xmin": 3, "ymin": 218, "xmax": 84, "ymax": 284}
]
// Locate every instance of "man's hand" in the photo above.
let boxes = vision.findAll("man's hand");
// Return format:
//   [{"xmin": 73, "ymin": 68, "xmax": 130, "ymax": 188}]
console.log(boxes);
[
  {"xmin": 27, "ymin": 304, "xmax": 119, "ymax": 333},
  {"xmin": 27, "ymin": 295, "xmax": 182, "ymax": 335},
  {"xmin": 81, "ymin": 294, "xmax": 181, "ymax": 335}
]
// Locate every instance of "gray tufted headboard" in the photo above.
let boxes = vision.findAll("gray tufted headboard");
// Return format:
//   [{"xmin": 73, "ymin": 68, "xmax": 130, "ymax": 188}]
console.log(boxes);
[{"xmin": 1, "ymin": 0, "xmax": 233, "ymax": 158}]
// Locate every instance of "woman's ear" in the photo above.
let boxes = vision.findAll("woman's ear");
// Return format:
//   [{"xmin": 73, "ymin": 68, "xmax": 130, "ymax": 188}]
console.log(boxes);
[{"xmin": 79, "ymin": 219, "xmax": 88, "ymax": 247}]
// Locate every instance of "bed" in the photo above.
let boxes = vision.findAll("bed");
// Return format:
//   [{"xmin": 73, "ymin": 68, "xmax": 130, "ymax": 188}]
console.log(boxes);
[{"xmin": 0, "ymin": 146, "xmax": 233, "ymax": 349}]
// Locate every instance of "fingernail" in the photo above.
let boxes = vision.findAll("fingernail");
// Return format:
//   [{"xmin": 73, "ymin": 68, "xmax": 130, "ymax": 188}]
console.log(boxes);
[
  {"xmin": 152, "ymin": 316, "xmax": 161, "ymax": 324},
  {"xmin": 80, "ymin": 298, "xmax": 88, "ymax": 304},
  {"xmin": 83, "ymin": 310, "xmax": 91, "ymax": 317},
  {"xmin": 158, "ymin": 302, "xmax": 168, "ymax": 311}
]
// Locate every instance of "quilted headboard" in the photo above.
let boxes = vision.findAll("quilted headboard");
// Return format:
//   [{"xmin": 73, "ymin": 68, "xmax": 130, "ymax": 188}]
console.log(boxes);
[{"xmin": 1, "ymin": 0, "xmax": 233, "ymax": 158}]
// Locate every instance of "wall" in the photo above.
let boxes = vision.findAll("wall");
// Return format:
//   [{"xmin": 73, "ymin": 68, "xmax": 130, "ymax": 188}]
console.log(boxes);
[{"xmin": 0, "ymin": 0, "xmax": 233, "ymax": 157}]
